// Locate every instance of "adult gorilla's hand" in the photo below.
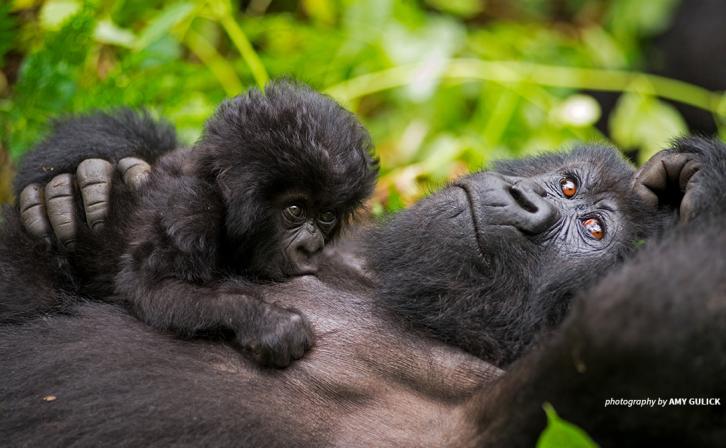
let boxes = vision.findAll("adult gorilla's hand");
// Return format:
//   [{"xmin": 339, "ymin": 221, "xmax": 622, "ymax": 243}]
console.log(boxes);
[
  {"xmin": 632, "ymin": 150, "xmax": 702, "ymax": 222},
  {"xmin": 632, "ymin": 138, "xmax": 726, "ymax": 223},
  {"xmin": 18, "ymin": 157, "xmax": 151, "ymax": 248}
]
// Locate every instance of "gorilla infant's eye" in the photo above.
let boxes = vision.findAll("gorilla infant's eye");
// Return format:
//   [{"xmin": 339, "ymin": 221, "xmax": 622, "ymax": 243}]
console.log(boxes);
[
  {"xmin": 318, "ymin": 211, "xmax": 336, "ymax": 225},
  {"xmin": 582, "ymin": 218, "xmax": 604, "ymax": 240},
  {"xmin": 283, "ymin": 204, "xmax": 305, "ymax": 220},
  {"xmin": 559, "ymin": 177, "xmax": 578, "ymax": 198}
]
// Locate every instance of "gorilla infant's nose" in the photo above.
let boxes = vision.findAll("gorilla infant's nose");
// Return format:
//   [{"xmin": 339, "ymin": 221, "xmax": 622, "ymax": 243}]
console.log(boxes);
[
  {"xmin": 506, "ymin": 180, "xmax": 559, "ymax": 234},
  {"xmin": 289, "ymin": 230, "xmax": 325, "ymax": 275}
]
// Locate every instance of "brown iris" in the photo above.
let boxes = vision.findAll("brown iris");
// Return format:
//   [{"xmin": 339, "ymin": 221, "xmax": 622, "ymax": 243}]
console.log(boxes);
[
  {"xmin": 582, "ymin": 218, "xmax": 604, "ymax": 240},
  {"xmin": 560, "ymin": 177, "xmax": 577, "ymax": 198}
]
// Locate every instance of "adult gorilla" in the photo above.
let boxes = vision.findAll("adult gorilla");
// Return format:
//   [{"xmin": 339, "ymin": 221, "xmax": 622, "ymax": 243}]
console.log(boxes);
[{"xmin": 1, "ymin": 130, "xmax": 725, "ymax": 446}]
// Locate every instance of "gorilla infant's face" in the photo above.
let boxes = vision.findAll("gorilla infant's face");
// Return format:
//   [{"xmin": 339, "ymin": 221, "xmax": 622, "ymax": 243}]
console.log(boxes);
[{"xmin": 370, "ymin": 146, "xmax": 647, "ymax": 366}]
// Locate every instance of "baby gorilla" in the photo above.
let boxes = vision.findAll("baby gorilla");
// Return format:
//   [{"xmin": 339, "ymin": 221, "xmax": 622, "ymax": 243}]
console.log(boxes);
[{"xmin": 14, "ymin": 82, "xmax": 378, "ymax": 367}]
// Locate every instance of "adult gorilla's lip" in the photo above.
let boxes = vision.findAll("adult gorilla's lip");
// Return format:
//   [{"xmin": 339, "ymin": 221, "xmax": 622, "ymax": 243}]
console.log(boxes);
[{"xmin": 454, "ymin": 183, "xmax": 488, "ymax": 260}]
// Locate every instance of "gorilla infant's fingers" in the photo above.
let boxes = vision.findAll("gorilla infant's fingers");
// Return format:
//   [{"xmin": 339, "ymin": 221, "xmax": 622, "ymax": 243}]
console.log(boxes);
[
  {"xmin": 76, "ymin": 159, "xmax": 114, "ymax": 231},
  {"xmin": 19, "ymin": 184, "xmax": 52, "ymax": 241},
  {"xmin": 243, "ymin": 306, "xmax": 315, "ymax": 368},
  {"xmin": 45, "ymin": 174, "xmax": 78, "ymax": 249},
  {"xmin": 118, "ymin": 157, "xmax": 151, "ymax": 190}
]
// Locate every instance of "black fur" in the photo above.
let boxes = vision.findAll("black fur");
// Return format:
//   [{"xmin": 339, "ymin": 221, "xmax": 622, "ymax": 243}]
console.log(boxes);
[
  {"xmin": 1, "ymin": 117, "xmax": 724, "ymax": 444},
  {"xmin": 473, "ymin": 147, "xmax": 726, "ymax": 445},
  {"xmin": 368, "ymin": 145, "xmax": 651, "ymax": 367},
  {"xmin": 13, "ymin": 109, "xmax": 177, "ymax": 194},
  {"xmin": 4, "ymin": 81, "xmax": 378, "ymax": 367}
]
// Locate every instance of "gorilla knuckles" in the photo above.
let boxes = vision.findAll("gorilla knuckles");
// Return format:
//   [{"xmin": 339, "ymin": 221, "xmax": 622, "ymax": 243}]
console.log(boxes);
[
  {"xmin": 13, "ymin": 81, "xmax": 378, "ymax": 368},
  {"xmin": 633, "ymin": 137, "xmax": 726, "ymax": 224},
  {"xmin": 370, "ymin": 145, "xmax": 647, "ymax": 367}
]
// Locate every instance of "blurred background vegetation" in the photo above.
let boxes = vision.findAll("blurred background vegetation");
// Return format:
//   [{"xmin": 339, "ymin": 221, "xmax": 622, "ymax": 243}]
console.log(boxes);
[{"xmin": 0, "ymin": 0, "xmax": 725, "ymax": 210}]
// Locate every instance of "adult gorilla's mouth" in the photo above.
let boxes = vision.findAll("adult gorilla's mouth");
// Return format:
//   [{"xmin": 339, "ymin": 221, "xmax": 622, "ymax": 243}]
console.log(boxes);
[{"xmin": 453, "ymin": 184, "xmax": 488, "ymax": 260}]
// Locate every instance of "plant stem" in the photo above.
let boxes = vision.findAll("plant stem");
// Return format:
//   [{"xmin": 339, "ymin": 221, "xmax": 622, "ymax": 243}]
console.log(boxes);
[
  {"xmin": 184, "ymin": 29, "xmax": 243, "ymax": 96},
  {"xmin": 216, "ymin": 8, "xmax": 268, "ymax": 88},
  {"xmin": 325, "ymin": 59, "xmax": 725, "ymax": 117}
]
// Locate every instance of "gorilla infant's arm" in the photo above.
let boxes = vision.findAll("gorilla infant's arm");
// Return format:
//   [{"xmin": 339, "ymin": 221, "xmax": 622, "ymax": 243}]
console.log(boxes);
[
  {"xmin": 1, "ymin": 138, "xmax": 724, "ymax": 446},
  {"xmin": 7, "ymin": 81, "xmax": 378, "ymax": 367}
]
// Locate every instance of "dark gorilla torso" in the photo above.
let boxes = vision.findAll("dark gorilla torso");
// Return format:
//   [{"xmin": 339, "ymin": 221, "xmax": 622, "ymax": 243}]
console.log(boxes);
[{"xmin": 0, "ymin": 272, "xmax": 500, "ymax": 447}]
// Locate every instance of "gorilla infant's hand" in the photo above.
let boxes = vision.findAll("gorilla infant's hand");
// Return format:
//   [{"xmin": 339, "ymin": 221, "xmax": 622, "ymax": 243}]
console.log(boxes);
[
  {"xmin": 237, "ymin": 302, "xmax": 314, "ymax": 368},
  {"xmin": 18, "ymin": 157, "xmax": 151, "ymax": 248}
]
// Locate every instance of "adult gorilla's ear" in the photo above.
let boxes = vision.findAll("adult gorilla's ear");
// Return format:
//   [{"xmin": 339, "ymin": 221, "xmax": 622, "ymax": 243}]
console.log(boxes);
[{"xmin": 631, "ymin": 148, "xmax": 702, "ymax": 222}]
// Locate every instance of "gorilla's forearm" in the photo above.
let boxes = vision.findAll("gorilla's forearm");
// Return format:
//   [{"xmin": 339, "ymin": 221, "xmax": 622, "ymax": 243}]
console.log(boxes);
[
  {"xmin": 116, "ymin": 270, "xmax": 314, "ymax": 366},
  {"xmin": 13, "ymin": 109, "xmax": 176, "ymax": 195},
  {"xmin": 0, "ymin": 207, "xmax": 76, "ymax": 322},
  {"xmin": 0, "ymin": 276, "xmax": 500, "ymax": 447}
]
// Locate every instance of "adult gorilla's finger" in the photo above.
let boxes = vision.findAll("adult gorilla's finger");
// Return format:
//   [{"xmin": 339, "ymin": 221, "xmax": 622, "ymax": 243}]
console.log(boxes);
[
  {"xmin": 118, "ymin": 157, "xmax": 151, "ymax": 190},
  {"xmin": 632, "ymin": 151, "xmax": 687, "ymax": 208},
  {"xmin": 632, "ymin": 150, "xmax": 702, "ymax": 222},
  {"xmin": 45, "ymin": 173, "xmax": 78, "ymax": 249},
  {"xmin": 19, "ymin": 183, "xmax": 52, "ymax": 242},
  {"xmin": 678, "ymin": 159, "xmax": 703, "ymax": 223},
  {"xmin": 76, "ymin": 159, "xmax": 114, "ymax": 232}
]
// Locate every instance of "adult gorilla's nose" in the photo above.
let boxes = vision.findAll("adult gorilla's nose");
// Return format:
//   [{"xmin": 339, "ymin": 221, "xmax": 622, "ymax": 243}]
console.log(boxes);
[
  {"xmin": 459, "ymin": 173, "xmax": 559, "ymax": 236},
  {"xmin": 505, "ymin": 179, "xmax": 560, "ymax": 234}
]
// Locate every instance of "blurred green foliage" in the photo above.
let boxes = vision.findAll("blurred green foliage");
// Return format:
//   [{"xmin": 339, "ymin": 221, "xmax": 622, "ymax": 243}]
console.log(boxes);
[
  {"xmin": 537, "ymin": 403, "xmax": 599, "ymax": 448},
  {"xmin": 0, "ymin": 0, "xmax": 724, "ymax": 208}
]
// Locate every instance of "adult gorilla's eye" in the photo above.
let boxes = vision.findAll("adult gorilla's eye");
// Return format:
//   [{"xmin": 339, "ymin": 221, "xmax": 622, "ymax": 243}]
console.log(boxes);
[
  {"xmin": 582, "ymin": 217, "xmax": 604, "ymax": 240},
  {"xmin": 318, "ymin": 211, "xmax": 337, "ymax": 225},
  {"xmin": 283, "ymin": 204, "xmax": 305, "ymax": 220},
  {"xmin": 560, "ymin": 177, "xmax": 578, "ymax": 198}
]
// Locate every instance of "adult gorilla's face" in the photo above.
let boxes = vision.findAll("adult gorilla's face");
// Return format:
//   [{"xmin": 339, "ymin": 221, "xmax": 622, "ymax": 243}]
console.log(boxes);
[{"xmin": 369, "ymin": 146, "xmax": 648, "ymax": 367}]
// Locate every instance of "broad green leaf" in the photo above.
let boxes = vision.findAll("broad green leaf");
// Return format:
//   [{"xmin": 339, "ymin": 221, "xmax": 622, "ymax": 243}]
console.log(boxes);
[
  {"xmin": 536, "ymin": 403, "xmax": 599, "ymax": 448},
  {"xmin": 303, "ymin": 0, "xmax": 337, "ymax": 25},
  {"xmin": 552, "ymin": 95, "xmax": 601, "ymax": 128},
  {"xmin": 0, "ymin": 2, "xmax": 16, "ymax": 66},
  {"xmin": 95, "ymin": 19, "xmax": 136, "ymax": 48},
  {"xmin": 134, "ymin": 2, "xmax": 195, "ymax": 50},
  {"xmin": 609, "ymin": 92, "xmax": 687, "ymax": 164},
  {"xmin": 39, "ymin": 0, "xmax": 80, "ymax": 31},
  {"xmin": 425, "ymin": 0, "xmax": 484, "ymax": 18}
]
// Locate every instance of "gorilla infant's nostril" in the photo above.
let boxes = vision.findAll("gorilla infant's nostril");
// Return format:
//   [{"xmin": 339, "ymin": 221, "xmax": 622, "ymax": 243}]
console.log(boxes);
[{"xmin": 297, "ymin": 233, "xmax": 324, "ymax": 257}]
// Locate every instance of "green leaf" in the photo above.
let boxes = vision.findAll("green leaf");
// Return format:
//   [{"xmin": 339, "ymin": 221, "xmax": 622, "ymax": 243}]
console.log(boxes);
[
  {"xmin": 536, "ymin": 403, "xmax": 599, "ymax": 448},
  {"xmin": 425, "ymin": 0, "xmax": 484, "ymax": 18},
  {"xmin": 39, "ymin": 0, "xmax": 81, "ymax": 31},
  {"xmin": 95, "ymin": 19, "xmax": 135, "ymax": 48},
  {"xmin": 134, "ymin": 1, "xmax": 195, "ymax": 50},
  {"xmin": 0, "ymin": 2, "xmax": 16, "ymax": 66},
  {"xmin": 609, "ymin": 92, "xmax": 687, "ymax": 164}
]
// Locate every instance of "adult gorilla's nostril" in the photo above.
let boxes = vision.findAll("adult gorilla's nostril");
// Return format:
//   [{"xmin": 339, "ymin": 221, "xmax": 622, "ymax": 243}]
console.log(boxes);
[
  {"xmin": 508, "ymin": 184, "xmax": 559, "ymax": 234},
  {"xmin": 509, "ymin": 185, "xmax": 539, "ymax": 213}
]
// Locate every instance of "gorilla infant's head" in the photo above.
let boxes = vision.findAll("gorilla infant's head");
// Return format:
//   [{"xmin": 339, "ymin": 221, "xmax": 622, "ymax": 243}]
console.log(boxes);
[
  {"xmin": 193, "ymin": 81, "xmax": 378, "ymax": 279},
  {"xmin": 369, "ymin": 146, "xmax": 648, "ymax": 367}
]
